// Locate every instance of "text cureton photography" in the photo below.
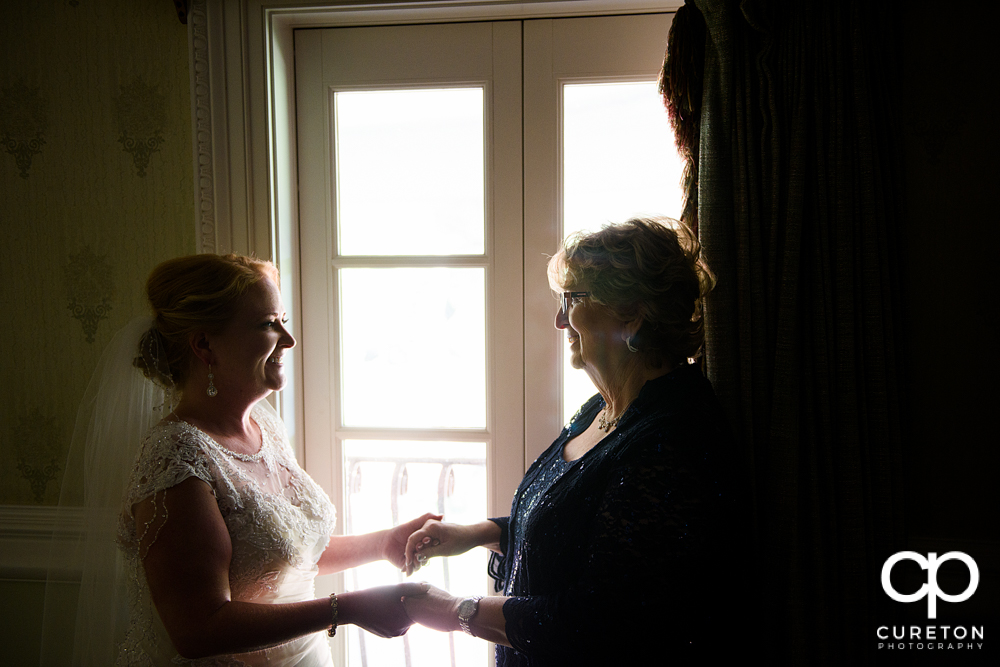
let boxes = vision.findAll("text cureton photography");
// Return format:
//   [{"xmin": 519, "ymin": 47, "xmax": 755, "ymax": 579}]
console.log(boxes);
[
  {"xmin": 876, "ymin": 551, "xmax": 986, "ymax": 653},
  {"xmin": 876, "ymin": 625, "xmax": 984, "ymax": 651}
]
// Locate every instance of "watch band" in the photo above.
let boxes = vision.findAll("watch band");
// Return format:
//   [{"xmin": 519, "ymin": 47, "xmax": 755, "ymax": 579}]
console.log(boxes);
[{"xmin": 457, "ymin": 595, "xmax": 483, "ymax": 636}]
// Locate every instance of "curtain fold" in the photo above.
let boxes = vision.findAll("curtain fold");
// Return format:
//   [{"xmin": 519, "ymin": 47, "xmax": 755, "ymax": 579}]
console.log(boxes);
[{"xmin": 666, "ymin": 1, "xmax": 906, "ymax": 662}]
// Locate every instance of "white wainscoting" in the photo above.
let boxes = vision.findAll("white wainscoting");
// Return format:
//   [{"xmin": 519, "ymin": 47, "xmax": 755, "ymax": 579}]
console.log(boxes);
[{"xmin": 0, "ymin": 505, "xmax": 83, "ymax": 580}]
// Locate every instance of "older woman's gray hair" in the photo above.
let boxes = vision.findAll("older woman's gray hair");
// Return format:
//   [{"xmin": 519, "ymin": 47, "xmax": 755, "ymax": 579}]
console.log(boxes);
[{"xmin": 547, "ymin": 216, "xmax": 715, "ymax": 368}]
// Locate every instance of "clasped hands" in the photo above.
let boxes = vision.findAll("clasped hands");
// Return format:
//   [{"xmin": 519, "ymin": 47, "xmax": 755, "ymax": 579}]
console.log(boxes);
[
  {"xmin": 401, "ymin": 516, "xmax": 483, "ymax": 632},
  {"xmin": 352, "ymin": 516, "xmax": 475, "ymax": 638}
]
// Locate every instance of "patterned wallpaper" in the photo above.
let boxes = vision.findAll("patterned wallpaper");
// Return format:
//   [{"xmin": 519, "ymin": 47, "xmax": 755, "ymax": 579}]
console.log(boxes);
[{"xmin": 0, "ymin": 0, "xmax": 195, "ymax": 505}]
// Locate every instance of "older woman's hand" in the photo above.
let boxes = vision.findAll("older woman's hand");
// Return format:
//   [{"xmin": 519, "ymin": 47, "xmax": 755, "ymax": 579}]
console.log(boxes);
[
  {"xmin": 403, "ymin": 519, "xmax": 499, "ymax": 576},
  {"xmin": 401, "ymin": 584, "xmax": 462, "ymax": 633},
  {"xmin": 380, "ymin": 513, "xmax": 443, "ymax": 570}
]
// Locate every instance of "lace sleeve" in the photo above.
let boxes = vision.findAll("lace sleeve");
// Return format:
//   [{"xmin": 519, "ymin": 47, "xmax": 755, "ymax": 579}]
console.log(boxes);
[
  {"xmin": 118, "ymin": 422, "xmax": 215, "ymax": 555},
  {"xmin": 501, "ymin": 417, "xmax": 739, "ymax": 662}
]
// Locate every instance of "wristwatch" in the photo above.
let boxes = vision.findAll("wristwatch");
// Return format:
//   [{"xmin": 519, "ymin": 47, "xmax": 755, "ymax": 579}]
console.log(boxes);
[{"xmin": 457, "ymin": 596, "xmax": 483, "ymax": 636}]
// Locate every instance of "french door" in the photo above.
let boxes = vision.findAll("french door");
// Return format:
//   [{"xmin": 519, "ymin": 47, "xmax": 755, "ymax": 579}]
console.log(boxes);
[{"xmin": 295, "ymin": 13, "xmax": 677, "ymax": 667}]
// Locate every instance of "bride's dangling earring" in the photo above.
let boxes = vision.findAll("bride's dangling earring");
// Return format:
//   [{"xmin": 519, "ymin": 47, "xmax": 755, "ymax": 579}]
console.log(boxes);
[{"xmin": 207, "ymin": 364, "xmax": 218, "ymax": 397}]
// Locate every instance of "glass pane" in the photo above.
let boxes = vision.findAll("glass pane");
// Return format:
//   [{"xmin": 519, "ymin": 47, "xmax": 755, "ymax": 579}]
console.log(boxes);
[
  {"xmin": 562, "ymin": 81, "xmax": 683, "ymax": 237},
  {"xmin": 335, "ymin": 88, "xmax": 485, "ymax": 256},
  {"xmin": 343, "ymin": 441, "xmax": 488, "ymax": 667},
  {"xmin": 340, "ymin": 268, "xmax": 486, "ymax": 428},
  {"xmin": 563, "ymin": 351, "xmax": 599, "ymax": 426},
  {"xmin": 561, "ymin": 81, "xmax": 684, "ymax": 423}
]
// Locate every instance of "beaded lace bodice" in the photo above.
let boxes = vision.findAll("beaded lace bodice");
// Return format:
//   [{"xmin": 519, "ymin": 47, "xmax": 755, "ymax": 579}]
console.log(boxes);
[{"xmin": 116, "ymin": 403, "xmax": 337, "ymax": 666}]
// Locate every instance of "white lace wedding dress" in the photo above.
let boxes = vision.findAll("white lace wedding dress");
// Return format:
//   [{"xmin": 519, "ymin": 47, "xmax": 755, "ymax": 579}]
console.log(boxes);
[{"xmin": 116, "ymin": 402, "xmax": 337, "ymax": 666}]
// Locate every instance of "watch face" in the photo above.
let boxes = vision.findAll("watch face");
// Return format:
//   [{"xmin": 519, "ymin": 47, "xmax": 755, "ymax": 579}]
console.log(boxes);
[{"xmin": 458, "ymin": 598, "xmax": 476, "ymax": 619}]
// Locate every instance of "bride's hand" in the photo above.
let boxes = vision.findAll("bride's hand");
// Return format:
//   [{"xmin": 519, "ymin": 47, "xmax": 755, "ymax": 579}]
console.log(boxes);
[{"xmin": 337, "ymin": 582, "xmax": 429, "ymax": 638}]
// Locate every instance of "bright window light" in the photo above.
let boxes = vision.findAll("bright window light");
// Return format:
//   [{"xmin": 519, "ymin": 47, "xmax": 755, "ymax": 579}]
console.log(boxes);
[
  {"xmin": 342, "ymin": 441, "xmax": 488, "ymax": 667},
  {"xmin": 335, "ymin": 88, "xmax": 485, "ymax": 256},
  {"xmin": 561, "ymin": 81, "xmax": 684, "ymax": 423},
  {"xmin": 340, "ymin": 267, "xmax": 486, "ymax": 429}
]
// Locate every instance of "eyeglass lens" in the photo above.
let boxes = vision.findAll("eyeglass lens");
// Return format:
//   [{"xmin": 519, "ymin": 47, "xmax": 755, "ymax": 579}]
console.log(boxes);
[{"xmin": 562, "ymin": 292, "xmax": 587, "ymax": 314}]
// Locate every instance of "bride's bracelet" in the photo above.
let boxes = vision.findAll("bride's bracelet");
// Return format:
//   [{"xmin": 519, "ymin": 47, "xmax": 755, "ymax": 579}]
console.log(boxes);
[{"xmin": 328, "ymin": 593, "xmax": 339, "ymax": 637}]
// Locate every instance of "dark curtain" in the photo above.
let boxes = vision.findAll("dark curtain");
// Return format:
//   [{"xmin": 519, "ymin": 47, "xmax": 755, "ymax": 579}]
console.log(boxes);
[{"xmin": 663, "ymin": 1, "xmax": 906, "ymax": 663}]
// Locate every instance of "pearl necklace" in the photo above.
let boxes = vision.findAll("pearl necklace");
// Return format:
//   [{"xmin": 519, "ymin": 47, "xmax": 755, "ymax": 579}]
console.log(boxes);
[{"xmin": 597, "ymin": 407, "xmax": 623, "ymax": 432}]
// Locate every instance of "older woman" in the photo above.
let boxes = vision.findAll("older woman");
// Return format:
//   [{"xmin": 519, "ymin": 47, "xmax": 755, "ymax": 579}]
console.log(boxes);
[
  {"xmin": 74, "ymin": 254, "xmax": 433, "ymax": 665},
  {"xmin": 401, "ymin": 217, "xmax": 745, "ymax": 664}
]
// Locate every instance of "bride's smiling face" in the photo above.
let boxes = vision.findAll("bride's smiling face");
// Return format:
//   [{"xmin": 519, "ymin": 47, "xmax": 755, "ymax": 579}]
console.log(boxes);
[{"xmin": 208, "ymin": 277, "xmax": 295, "ymax": 399}]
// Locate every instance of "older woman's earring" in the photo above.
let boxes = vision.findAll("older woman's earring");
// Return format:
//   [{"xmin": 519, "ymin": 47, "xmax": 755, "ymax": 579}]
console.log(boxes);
[
  {"xmin": 206, "ymin": 365, "xmax": 218, "ymax": 397},
  {"xmin": 626, "ymin": 336, "xmax": 638, "ymax": 353}
]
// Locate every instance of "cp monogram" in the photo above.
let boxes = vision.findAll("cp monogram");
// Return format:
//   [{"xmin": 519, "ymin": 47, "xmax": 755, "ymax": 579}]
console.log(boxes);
[{"xmin": 881, "ymin": 551, "xmax": 979, "ymax": 619}]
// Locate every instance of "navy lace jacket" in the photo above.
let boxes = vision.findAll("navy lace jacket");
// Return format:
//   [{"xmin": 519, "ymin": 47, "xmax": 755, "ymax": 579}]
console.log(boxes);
[{"xmin": 488, "ymin": 363, "xmax": 747, "ymax": 666}]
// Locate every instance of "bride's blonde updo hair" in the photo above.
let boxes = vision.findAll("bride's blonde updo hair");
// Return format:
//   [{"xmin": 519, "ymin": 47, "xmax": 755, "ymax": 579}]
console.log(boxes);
[
  {"xmin": 547, "ymin": 216, "xmax": 715, "ymax": 367},
  {"xmin": 133, "ymin": 253, "xmax": 279, "ymax": 390}
]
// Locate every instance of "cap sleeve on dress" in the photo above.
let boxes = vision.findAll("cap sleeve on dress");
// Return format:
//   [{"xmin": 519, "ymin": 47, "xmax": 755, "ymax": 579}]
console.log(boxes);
[{"xmin": 121, "ymin": 422, "xmax": 215, "ymax": 513}]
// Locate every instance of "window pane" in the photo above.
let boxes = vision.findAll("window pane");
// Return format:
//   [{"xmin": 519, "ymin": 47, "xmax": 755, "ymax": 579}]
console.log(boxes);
[
  {"xmin": 561, "ymin": 81, "xmax": 684, "ymax": 423},
  {"xmin": 335, "ymin": 88, "xmax": 485, "ymax": 256},
  {"xmin": 343, "ymin": 440, "xmax": 488, "ymax": 667},
  {"xmin": 562, "ymin": 81, "xmax": 682, "ymax": 237},
  {"xmin": 563, "ymin": 353, "xmax": 599, "ymax": 426},
  {"xmin": 340, "ymin": 267, "xmax": 486, "ymax": 428}
]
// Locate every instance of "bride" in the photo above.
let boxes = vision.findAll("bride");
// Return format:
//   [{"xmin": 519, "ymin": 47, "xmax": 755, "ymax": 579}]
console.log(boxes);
[{"xmin": 51, "ymin": 253, "xmax": 432, "ymax": 666}]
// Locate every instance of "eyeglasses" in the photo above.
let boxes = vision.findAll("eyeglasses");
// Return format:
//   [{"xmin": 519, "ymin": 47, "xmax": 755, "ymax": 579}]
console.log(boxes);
[{"xmin": 560, "ymin": 291, "xmax": 590, "ymax": 314}]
